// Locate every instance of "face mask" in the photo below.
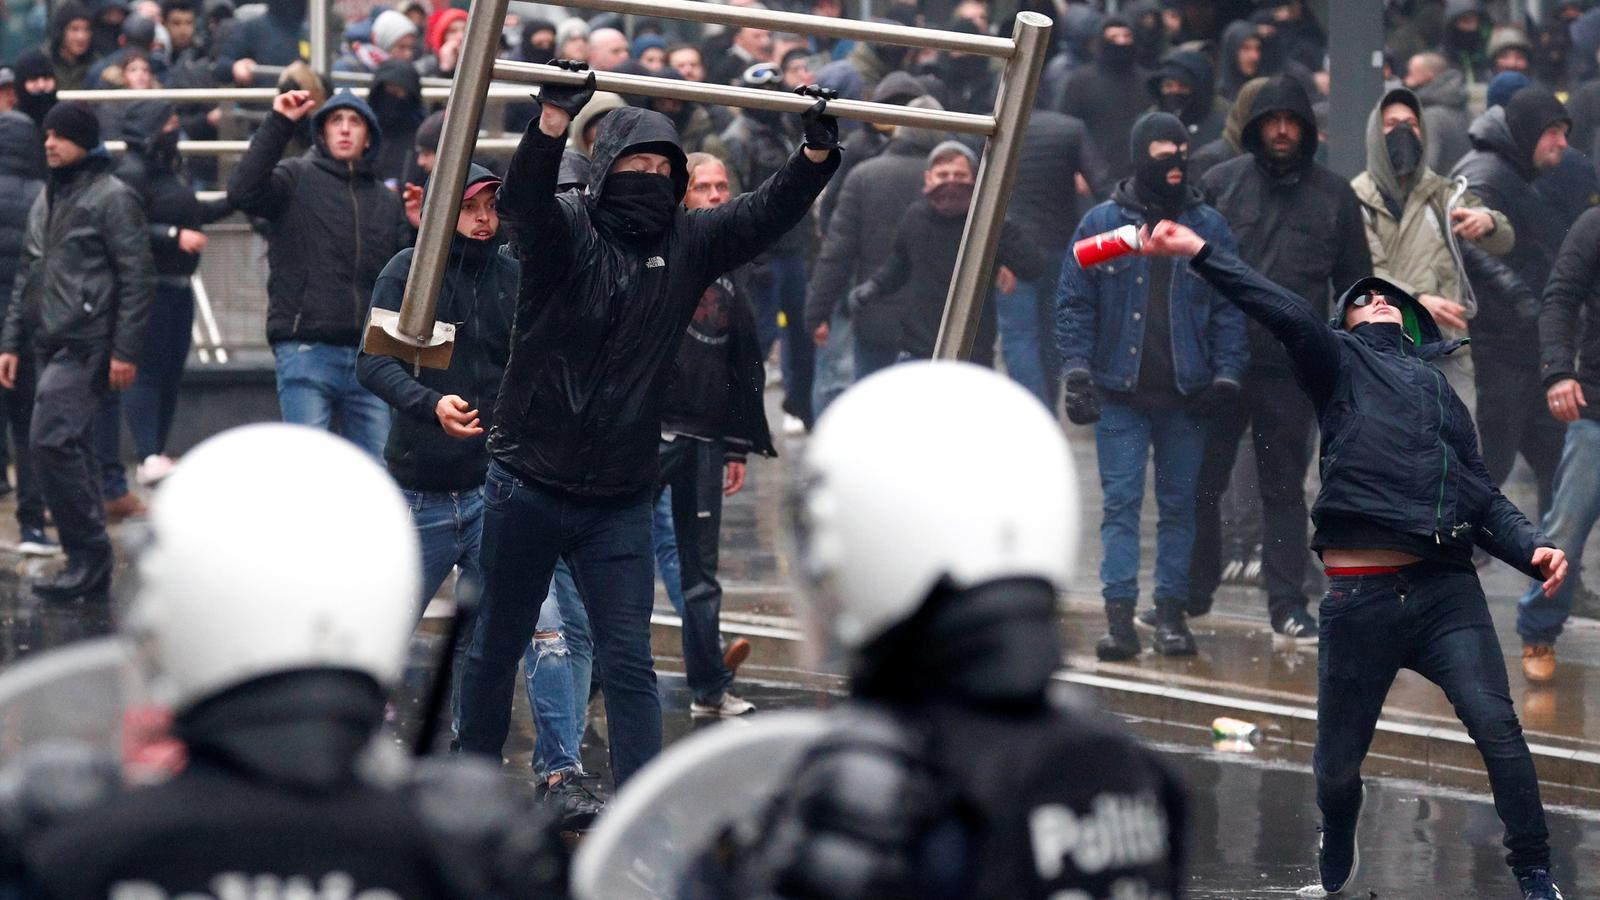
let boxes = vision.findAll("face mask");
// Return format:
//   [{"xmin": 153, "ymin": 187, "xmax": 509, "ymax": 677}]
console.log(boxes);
[
  {"xmin": 1385, "ymin": 125, "xmax": 1422, "ymax": 180},
  {"xmin": 1444, "ymin": 25, "xmax": 1484, "ymax": 58},
  {"xmin": 18, "ymin": 89, "xmax": 56, "ymax": 127},
  {"xmin": 593, "ymin": 171, "xmax": 677, "ymax": 243},
  {"xmin": 925, "ymin": 179, "xmax": 973, "ymax": 216},
  {"xmin": 525, "ymin": 44, "xmax": 554, "ymax": 65},
  {"xmin": 150, "ymin": 127, "xmax": 181, "ymax": 170},
  {"xmin": 1100, "ymin": 41, "xmax": 1136, "ymax": 72},
  {"xmin": 1159, "ymin": 91, "xmax": 1190, "ymax": 116},
  {"xmin": 1135, "ymin": 151, "xmax": 1188, "ymax": 213}
]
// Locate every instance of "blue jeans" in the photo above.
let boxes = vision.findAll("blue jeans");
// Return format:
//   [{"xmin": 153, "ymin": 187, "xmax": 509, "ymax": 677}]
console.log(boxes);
[
  {"xmin": 767, "ymin": 254, "xmax": 814, "ymax": 424},
  {"xmin": 406, "ymin": 487, "xmax": 484, "ymax": 734},
  {"xmin": 1093, "ymin": 399, "xmax": 1205, "ymax": 605},
  {"xmin": 1317, "ymin": 564, "xmax": 1549, "ymax": 871},
  {"xmin": 460, "ymin": 461, "xmax": 661, "ymax": 786},
  {"xmin": 94, "ymin": 282, "xmax": 194, "ymax": 497},
  {"xmin": 653, "ymin": 488, "xmax": 684, "ymax": 616},
  {"xmin": 525, "ymin": 560, "xmax": 591, "ymax": 779},
  {"xmin": 812, "ymin": 309, "xmax": 856, "ymax": 419},
  {"xmin": 271, "ymin": 341, "xmax": 391, "ymax": 460},
  {"xmin": 656, "ymin": 438, "xmax": 734, "ymax": 702},
  {"xmin": 996, "ymin": 259, "xmax": 1064, "ymax": 409},
  {"xmin": 1518, "ymin": 418, "xmax": 1600, "ymax": 645}
]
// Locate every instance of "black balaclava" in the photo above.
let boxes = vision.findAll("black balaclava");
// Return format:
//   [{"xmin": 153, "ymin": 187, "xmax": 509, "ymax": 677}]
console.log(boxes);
[
  {"xmin": 1130, "ymin": 111, "xmax": 1190, "ymax": 217},
  {"xmin": 1098, "ymin": 16, "xmax": 1136, "ymax": 73},
  {"xmin": 1444, "ymin": 15, "xmax": 1485, "ymax": 59},
  {"xmin": 1386, "ymin": 126, "xmax": 1422, "ymax": 180},
  {"xmin": 593, "ymin": 171, "xmax": 678, "ymax": 244},
  {"xmin": 1505, "ymin": 85, "xmax": 1570, "ymax": 173},
  {"xmin": 520, "ymin": 18, "xmax": 556, "ymax": 64}
]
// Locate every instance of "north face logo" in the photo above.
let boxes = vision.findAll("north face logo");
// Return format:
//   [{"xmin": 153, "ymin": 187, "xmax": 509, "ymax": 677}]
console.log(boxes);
[{"xmin": 645, "ymin": 256, "xmax": 666, "ymax": 269}]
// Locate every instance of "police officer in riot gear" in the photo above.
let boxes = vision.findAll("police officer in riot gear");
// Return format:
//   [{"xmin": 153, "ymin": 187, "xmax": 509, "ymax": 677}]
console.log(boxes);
[
  {"xmin": 703, "ymin": 362, "xmax": 1188, "ymax": 900},
  {"xmin": 3, "ymin": 424, "xmax": 568, "ymax": 900}
]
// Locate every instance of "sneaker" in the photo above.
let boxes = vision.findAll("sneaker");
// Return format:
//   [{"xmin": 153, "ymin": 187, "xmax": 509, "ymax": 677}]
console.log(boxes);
[
  {"xmin": 782, "ymin": 414, "xmax": 806, "ymax": 437},
  {"xmin": 16, "ymin": 527, "xmax": 61, "ymax": 558},
  {"xmin": 1522, "ymin": 645, "xmax": 1557, "ymax": 684},
  {"xmin": 722, "ymin": 637, "xmax": 752, "ymax": 675},
  {"xmin": 135, "ymin": 454, "xmax": 176, "ymax": 487},
  {"xmin": 1096, "ymin": 603, "xmax": 1140, "ymax": 661},
  {"xmin": 1316, "ymin": 785, "xmax": 1363, "ymax": 894},
  {"xmin": 1134, "ymin": 607, "xmax": 1158, "ymax": 630},
  {"xmin": 104, "ymin": 492, "xmax": 148, "ymax": 523},
  {"xmin": 691, "ymin": 691, "xmax": 756, "ymax": 717},
  {"xmin": 537, "ymin": 770, "xmax": 604, "ymax": 831},
  {"xmin": 1514, "ymin": 866, "xmax": 1565, "ymax": 899},
  {"xmin": 1151, "ymin": 604, "xmax": 1198, "ymax": 656},
  {"xmin": 1273, "ymin": 608, "xmax": 1319, "ymax": 645}
]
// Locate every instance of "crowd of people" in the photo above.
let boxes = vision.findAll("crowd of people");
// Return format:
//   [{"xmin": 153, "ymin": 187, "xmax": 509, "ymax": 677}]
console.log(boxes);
[{"xmin": 0, "ymin": 0, "xmax": 1597, "ymax": 896}]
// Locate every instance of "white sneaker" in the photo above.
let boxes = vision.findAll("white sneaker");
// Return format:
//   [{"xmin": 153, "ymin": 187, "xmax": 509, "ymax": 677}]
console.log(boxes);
[
  {"xmin": 782, "ymin": 414, "xmax": 806, "ymax": 437},
  {"xmin": 690, "ymin": 692, "xmax": 756, "ymax": 717},
  {"xmin": 135, "ymin": 454, "xmax": 176, "ymax": 487}
]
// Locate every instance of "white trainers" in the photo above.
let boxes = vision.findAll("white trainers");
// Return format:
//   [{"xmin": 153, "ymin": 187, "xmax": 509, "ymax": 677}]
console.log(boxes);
[
  {"xmin": 690, "ymin": 692, "xmax": 757, "ymax": 717},
  {"xmin": 782, "ymin": 414, "xmax": 806, "ymax": 437},
  {"xmin": 136, "ymin": 454, "xmax": 176, "ymax": 487}
]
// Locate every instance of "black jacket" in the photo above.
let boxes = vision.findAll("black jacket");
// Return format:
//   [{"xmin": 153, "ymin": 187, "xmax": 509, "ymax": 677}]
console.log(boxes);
[
  {"xmin": 0, "ymin": 113, "xmax": 45, "ymax": 325},
  {"xmin": 659, "ymin": 271, "xmax": 777, "ymax": 462},
  {"xmin": 1191, "ymin": 245, "xmax": 1548, "ymax": 578},
  {"xmin": 367, "ymin": 60, "xmax": 425, "ymax": 185},
  {"xmin": 1200, "ymin": 76, "xmax": 1372, "ymax": 375},
  {"xmin": 114, "ymin": 101, "xmax": 233, "ymax": 279},
  {"xmin": 490, "ymin": 107, "xmax": 837, "ymax": 499},
  {"xmin": 357, "ymin": 168, "xmax": 519, "ymax": 493},
  {"xmin": 1538, "ymin": 205, "xmax": 1600, "ymax": 419},
  {"xmin": 859, "ymin": 197, "xmax": 1045, "ymax": 362},
  {"xmin": 720, "ymin": 112, "xmax": 809, "ymax": 258},
  {"xmin": 3, "ymin": 150, "xmax": 155, "ymax": 362},
  {"xmin": 228, "ymin": 91, "xmax": 409, "ymax": 347},
  {"xmin": 1010, "ymin": 110, "xmax": 1110, "ymax": 259},
  {"xmin": 1055, "ymin": 59, "xmax": 1147, "ymax": 178},
  {"xmin": 1451, "ymin": 107, "xmax": 1565, "ymax": 357}
]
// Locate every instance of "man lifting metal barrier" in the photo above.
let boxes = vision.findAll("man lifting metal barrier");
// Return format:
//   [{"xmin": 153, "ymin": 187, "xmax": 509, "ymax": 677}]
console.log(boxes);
[{"xmin": 365, "ymin": 0, "xmax": 1052, "ymax": 369}]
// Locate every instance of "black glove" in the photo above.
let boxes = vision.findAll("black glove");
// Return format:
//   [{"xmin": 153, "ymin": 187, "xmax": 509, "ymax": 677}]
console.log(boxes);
[
  {"xmin": 1187, "ymin": 379, "xmax": 1240, "ymax": 419},
  {"xmin": 797, "ymin": 85, "xmax": 840, "ymax": 152},
  {"xmin": 1064, "ymin": 370, "xmax": 1100, "ymax": 425},
  {"xmin": 846, "ymin": 280, "xmax": 878, "ymax": 316},
  {"xmin": 536, "ymin": 59, "xmax": 596, "ymax": 119}
]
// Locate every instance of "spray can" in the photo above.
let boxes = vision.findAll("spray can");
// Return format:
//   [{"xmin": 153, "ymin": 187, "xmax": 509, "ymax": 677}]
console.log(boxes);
[
  {"xmin": 1211, "ymin": 716, "xmax": 1263, "ymax": 751},
  {"xmin": 1073, "ymin": 224, "xmax": 1143, "ymax": 268}
]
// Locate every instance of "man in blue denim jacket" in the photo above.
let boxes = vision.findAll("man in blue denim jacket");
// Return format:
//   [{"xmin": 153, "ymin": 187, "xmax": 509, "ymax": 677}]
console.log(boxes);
[{"xmin": 1056, "ymin": 112, "xmax": 1248, "ymax": 661}]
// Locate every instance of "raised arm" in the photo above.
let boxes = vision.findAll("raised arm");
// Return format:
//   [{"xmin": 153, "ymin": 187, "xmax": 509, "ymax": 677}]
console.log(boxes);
[
  {"xmin": 498, "ymin": 65, "xmax": 594, "ymax": 283},
  {"xmin": 226, "ymin": 91, "xmax": 314, "ymax": 220},
  {"xmin": 1141, "ymin": 220, "xmax": 1342, "ymax": 407}
]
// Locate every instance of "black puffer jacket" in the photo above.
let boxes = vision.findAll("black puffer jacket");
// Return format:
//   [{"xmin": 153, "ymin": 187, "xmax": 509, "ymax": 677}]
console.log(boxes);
[
  {"xmin": 1200, "ymin": 76, "xmax": 1371, "ymax": 374},
  {"xmin": 228, "ymin": 90, "xmax": 409, "ymax": 347},
  {"xmin": 114, "ymin": 101, "xmax": 233, "ymax": 278},
  {"xmin": 358, "ymin": 167, "xmax": 519, "ymax": 493},
  {"xmin": 2, "ymin": 150, "xmax": 154, "ymax": 362},
  {"xmin": 1538, "ymin": 205, "xmax": 1600, "ymax": 420},
  {"xmin": 1450, "ymin": 102, "xmax": 1567, "ymax": 357},
  {"xmin": 491, "ymin": 107, "xmax": 837, "ymax": 499},
  {"xmin": 1191, "ymin": 245, "xmax": 1548, "ymax": 578},
  {"xmin": 0, "ymin": 113, "xmax": 45, "ymax": 324}
]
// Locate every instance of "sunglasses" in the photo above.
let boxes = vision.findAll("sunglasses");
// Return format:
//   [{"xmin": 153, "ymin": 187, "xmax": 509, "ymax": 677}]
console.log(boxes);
[{"xmin": 1349, "ymin": 292, "xmax": 1392, "ymax": 309}]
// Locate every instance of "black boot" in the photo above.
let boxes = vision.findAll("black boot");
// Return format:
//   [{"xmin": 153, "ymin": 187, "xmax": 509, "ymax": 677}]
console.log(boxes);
[
  {"xmin": 1151, "ymin": 599, "xmax": 1198, "ymax": 656},
  {"xmin": 33, "ymin": 551, "xmax": 112, "ymax": 602},
  {"xmin": 1096, "ymin": 602, "xmax": 1141, "ymax": 661}
]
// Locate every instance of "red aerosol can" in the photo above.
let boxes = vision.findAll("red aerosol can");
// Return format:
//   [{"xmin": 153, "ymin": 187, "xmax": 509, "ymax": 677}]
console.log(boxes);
[{"xmin": 1073, "ymin": 224, "xmax": 1143, "ymax": 268}]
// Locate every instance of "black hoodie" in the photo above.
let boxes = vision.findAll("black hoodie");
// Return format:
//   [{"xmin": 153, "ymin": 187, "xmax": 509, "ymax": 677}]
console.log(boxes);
[
  {"xmin": 0, "ymin": 113, "xmax": 45, "ymax": 322},
  {"xmin": 1055, "ymin": 20, "xmax": 1149, "ymax": 178},
  {"xmin": 114, "ymin": 100, "xmax": 234, "ymax": 278},
  {"xmin": 1201, "ymin": 75, "xmax": 1371, "ymax": 374},
  {"xmin": 367, "ymin": 60, "xmax": 425, "ymax": 184},
  {"xmin": 490, "ymin": 106, "xmax": 837, "ymax": 499},
  {"xmin": 1146, "ymin": 50, "xmax": 1227, "ymax": 146}
]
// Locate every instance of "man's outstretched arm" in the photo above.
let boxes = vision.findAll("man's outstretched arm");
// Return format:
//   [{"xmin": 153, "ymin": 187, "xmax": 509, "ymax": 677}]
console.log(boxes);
[
  {"xmin": 498, "ymin": 64, "xmax": 595, "ymax": 280},
  {"xmin": 1140, "ymin": 220, "xmax": 1341, "ymax": 408}
]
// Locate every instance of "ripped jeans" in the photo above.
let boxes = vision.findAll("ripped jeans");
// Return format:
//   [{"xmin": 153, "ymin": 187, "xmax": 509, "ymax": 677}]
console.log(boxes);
[{"xmin": 524, "ymin": 559, "xmax": 592, "ymax": 779}]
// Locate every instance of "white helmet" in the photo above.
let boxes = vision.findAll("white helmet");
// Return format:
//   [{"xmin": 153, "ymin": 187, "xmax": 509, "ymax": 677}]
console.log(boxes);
[
  {"xmin": 128, "ymin": 424, "xmax": 420, "ymax": 713},
  {"xmin": 793, "ymin": 361, "xmax": 1079, "ymax": 656}
]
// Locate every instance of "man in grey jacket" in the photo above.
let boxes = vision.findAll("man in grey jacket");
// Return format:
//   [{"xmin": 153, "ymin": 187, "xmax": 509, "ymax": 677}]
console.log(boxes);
[{"xmin": 0, "ymin": 101, "xmax": 153, "ymax": 601}]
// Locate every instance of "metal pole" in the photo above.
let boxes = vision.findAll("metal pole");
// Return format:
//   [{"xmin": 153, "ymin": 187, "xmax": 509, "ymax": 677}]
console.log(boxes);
[
  {"xmin": 61, "ymin": 86, "xmax": 531, "ymax": 102},
  {"xmin": 309, "ymin": 0, "xmax": 330, "ymax": 75},
  {"xmin": 366, "ymin": 0, "xmax": 512, "ymax": 368},
  {"xmin": 932, "ymin": 11, "xmax": 1051, "ymax": 361},
  {"xmin": 494, "ymin": 59, "xmax": 997, "ymax": 135},
  {"xmin": 1326, "ymin": 3, "xmax": 1383, "ymax": 179}
]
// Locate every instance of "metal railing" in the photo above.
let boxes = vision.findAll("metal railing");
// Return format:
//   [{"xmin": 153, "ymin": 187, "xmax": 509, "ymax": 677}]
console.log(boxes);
[{"xmin": 378, "ymin": 0, "xmax": 1051, "ymax": 368}]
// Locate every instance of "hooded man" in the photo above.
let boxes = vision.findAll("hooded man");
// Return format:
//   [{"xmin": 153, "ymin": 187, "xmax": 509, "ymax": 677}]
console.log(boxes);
[
  {"xmin": 1451, "ymin": 86, "xmax": 1572, "ymax": 519},
  {"xmin": 1439, "ymin": 0, "xmax": 1490, "ymax": 81},
  {"xmin": 1147, "ymin": 49, "xmax": 1228, "ymax": 148},
  {"xmin": 1217, "ymin": 19, "xmax": 1262, "ymax": 101},
  {"xmin": 1055, "ymin": 16, "xmax": 1147, "ymax": 178},
  {"xmin": 1141, "ymin": 217, "xmax": 1567, "ymax": 900},
  {"xmin": 44, "ymin": 2, "xmax": 94, "ymax": 90},
  {"xmin": 1056, "ymin": 111, "xmax": 1248, "ymax": 663},
  {"xmin": 1351, "ymin": 88, "xmax": 1510, "ymax": 395},
  {"xmin": 1191, "ymin": 75, "xmax": 1372, "ymax": 638},
  {"xmin": 0, "ymin": 101, "xmax": 154, "ymax": 601},
  {"xmin": 227, "ymin": 88, "xmax": 408, "ymax": 460},
  {"xmin": 456, "ymin": 63, "xmax": 839, "ymax": 789},
  {"xmin": 366, "ymin": 58, "xmax": 423, "ymax": 183},
  {"xmin": 13, "ymin": 49, "xmax": 58, "ymax": 128}
]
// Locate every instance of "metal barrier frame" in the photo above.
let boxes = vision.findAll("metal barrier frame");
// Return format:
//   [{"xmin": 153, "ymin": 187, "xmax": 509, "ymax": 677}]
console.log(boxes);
[{"xmin": 378, "ymin": 0, "xmax": 1050, "ymax": 368}]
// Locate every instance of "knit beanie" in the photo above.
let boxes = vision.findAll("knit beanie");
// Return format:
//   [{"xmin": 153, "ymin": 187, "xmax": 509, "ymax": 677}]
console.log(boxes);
[
  {"xmin": 42, "ymin": 100, "xmax": 99, "ymax": 150},
  {"xmin": 14, "ymin": 48, "xmax": 53, "ymax": 82},
  {"xmin": 370, "ymin": 9, "xmax": 415, "ymax": 52},
  {"xmin": 927, "ymin": 139, "xmax": 977, "ymax": 170},
  {"xmin": 1486, "ymin": 70, "xmax": 1531, "ymax": 109}
]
